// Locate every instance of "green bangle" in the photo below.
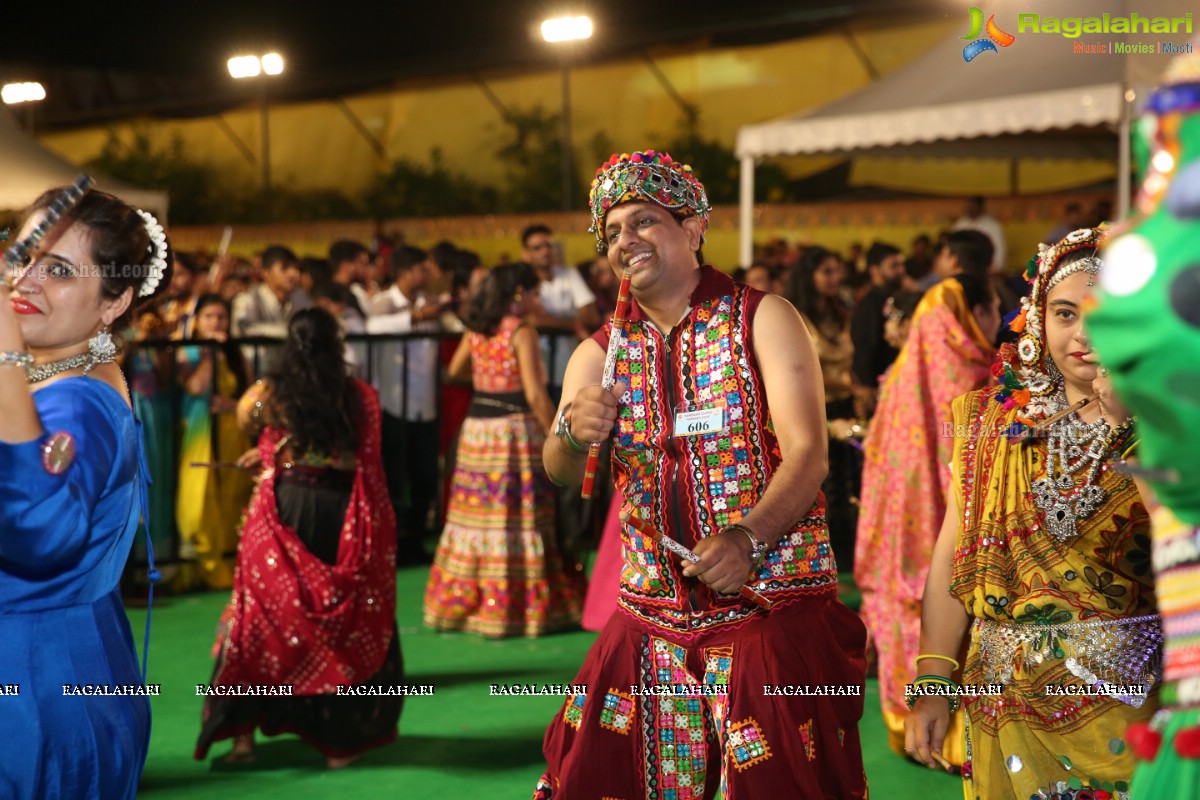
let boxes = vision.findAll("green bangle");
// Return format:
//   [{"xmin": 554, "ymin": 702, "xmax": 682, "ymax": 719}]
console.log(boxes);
[
  {"xmin": 913, "ymin": 675, "xmax": 957, "ymax": 686},
  {"xmin": 906, "ymin": 677, "xmax": 962, "ymax": 712},
  {"xmin": 563, "ymin": 424, "xmax": 589, "ymax": 454},
  {"xmin": 905, "ymin": 691, "xmax": 961, "ymax": 713},
  {"xmin": 555, "ymin": 403, "xmax": 589, "ymax": 454}
]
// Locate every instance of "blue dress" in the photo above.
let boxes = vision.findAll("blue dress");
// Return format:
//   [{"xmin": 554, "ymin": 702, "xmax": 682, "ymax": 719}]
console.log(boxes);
[{"xmin": 0, "ymin": 378, "xmax": 151, "ymax": 799}]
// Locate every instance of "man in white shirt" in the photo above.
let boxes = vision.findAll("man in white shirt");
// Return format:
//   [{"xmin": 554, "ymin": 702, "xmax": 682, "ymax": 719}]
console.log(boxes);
[
  {"xmin": 367, "ymin": 245, "xmax": 449, "ymax": 562},
  {"xmin": 953, "ymin": 196, "xmax": 1007, "ymax": 274},
  {"xmin": 230, "ymin": 245, "xmax": 308, "ymax": 376},
  {"xmin": 521, "ymin": 224, "xmax": 597, "ymax": 573},
  {"xmin": 522, "ymin": 224, "xmax": 599, "ymax": 400}
]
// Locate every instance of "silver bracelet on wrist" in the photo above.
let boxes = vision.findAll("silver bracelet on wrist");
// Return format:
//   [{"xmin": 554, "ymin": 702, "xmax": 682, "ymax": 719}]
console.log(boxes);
[
  {"xmin": 555, "ymin": 402, "xmax": 590, "ymax": 454},
  {"xmin": 0, "ymin": 351, "xmax": 34, "ymax": 368},
  {"xmin": 724, "ymin": 523, "xmax": 768, "ymax": 570}
]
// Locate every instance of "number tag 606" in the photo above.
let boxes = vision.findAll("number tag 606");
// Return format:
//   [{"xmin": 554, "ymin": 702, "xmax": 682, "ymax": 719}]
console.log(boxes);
[{"xmin": 673, "ymin": 407, "xmax": 728, "ymax": 438}]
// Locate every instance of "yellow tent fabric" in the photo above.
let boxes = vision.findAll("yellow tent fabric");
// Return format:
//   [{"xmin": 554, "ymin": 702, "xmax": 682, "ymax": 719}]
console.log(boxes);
[
  {"xmin": 37, "ymin": 19, "xmax": 958, "ymax": 198},
  {"xmin": 848, "ymin": 157, "xmax": 1117, "ymax": 196}
]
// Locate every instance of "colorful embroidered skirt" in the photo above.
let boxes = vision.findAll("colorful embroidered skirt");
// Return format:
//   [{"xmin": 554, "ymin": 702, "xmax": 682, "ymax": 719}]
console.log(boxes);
[
  {"xmin": 423, "ymin": 413, "xmax": 582, "ymax": 637},
  {"xmin": 535, "ymin": 598, "xmax": 868, "ymax": 799}
]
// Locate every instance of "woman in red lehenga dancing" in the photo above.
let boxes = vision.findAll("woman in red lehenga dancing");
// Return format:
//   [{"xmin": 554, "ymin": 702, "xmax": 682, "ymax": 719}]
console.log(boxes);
[
  {"xmin": 195, "ymin": 307, "xmax": 402, "ymax": 769},
  {"xmin": 424, "ymin": 262, "xmax": 583, "ymax": 637}
]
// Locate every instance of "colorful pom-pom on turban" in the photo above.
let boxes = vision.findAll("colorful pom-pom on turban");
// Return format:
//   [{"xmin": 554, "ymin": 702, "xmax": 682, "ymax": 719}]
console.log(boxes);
[{"xmin": 587, "ymin": 150, "xmax": 711, "ymax": 251}]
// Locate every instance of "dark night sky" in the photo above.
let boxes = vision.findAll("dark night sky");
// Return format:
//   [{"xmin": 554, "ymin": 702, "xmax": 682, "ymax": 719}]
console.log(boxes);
[{"xmin": 1, "ymin": 1, "xmax": 951, "ymax": 127}]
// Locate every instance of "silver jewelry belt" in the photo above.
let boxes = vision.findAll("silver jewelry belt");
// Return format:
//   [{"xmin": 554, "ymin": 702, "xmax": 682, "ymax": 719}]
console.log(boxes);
[{"xmin": 975, "ymin": 613, "xmax": 1162, "ymax": 707}]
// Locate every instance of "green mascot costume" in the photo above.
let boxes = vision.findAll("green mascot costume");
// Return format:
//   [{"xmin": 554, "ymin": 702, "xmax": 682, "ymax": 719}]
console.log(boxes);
[{"xmin": 1087, "ymin": 54, "xmax": 1200, "ymax": 797}]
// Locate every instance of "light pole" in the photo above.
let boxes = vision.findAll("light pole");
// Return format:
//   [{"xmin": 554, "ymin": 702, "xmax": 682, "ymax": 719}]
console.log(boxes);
[
  {"xmin": 541, "ymin": 16, "xmax": 592, "ymax": 211},
  {"xmin": 2, "ymin": 81, "xmax": 46, "ymax": 135},
  {"xmin": 228, "ymin": 53, "xmax": 284, "ymax": 219}
]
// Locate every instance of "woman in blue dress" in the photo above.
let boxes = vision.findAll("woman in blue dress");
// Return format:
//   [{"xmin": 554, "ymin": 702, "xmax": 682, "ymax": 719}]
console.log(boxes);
[{"xmin": 0, "ymin": 186, "xmax": 172, "ymax": 799}]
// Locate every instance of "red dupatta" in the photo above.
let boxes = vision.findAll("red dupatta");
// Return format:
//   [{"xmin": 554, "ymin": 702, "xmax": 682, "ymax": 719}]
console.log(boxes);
[{"xmin": 214, "ymin": 379, "xmax": 397, "ymax": 695}]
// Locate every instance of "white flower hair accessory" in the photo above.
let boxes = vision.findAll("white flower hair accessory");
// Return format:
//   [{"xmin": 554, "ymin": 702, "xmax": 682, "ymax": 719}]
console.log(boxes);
[{"xmin": 135, "ymin": 209, "xmax": 167, "ymax": 298}]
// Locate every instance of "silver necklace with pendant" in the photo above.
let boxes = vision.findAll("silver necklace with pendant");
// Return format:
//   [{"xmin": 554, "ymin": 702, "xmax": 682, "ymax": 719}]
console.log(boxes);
[
  {"xmin": 26, "ymin": 331, "xmax": 117, "ymax": 384},
  {"xmin": 1031, "ymin": 389, "xmax": 1113, "ymax": 542}
]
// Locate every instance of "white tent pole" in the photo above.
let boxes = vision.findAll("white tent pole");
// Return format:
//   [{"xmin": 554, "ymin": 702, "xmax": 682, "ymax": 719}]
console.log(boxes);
[
  {"xmin": 739, "ymin": 155, "xmax": 754, "ymax": 267},
  {"xmin": 1117, "ymin": 91, "xmax": 1132, "ymax": 220}
]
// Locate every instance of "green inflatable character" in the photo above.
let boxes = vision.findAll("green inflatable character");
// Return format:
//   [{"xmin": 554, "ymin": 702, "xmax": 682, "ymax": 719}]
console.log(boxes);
[
  {"xmin": 1089, "ymin": 93, "xmax": 1200, "ymax": 521},
  {"xmin": 1087, "ymin": 59, "xmax": 1200, "ymax": 794}
]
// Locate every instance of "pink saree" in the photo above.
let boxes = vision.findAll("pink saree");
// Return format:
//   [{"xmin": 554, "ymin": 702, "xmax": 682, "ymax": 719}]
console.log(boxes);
[{"xmin": 853, "ymin": 278, "xmax": 995, "ymax": 759}]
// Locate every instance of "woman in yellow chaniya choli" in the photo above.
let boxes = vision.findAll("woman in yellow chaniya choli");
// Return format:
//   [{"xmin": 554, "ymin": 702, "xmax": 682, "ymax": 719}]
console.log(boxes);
[
  {"xmin": 907, "ymin": 228, "xmax": 1161, "ymax": 800},
  {"xmin": 175, "ymin": 295, "xmax": 254, "ymax": 589}
]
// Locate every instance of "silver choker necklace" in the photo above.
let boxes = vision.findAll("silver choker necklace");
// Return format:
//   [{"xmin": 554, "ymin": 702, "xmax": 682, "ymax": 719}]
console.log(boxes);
[
  {"xmin": 1031, "ymin": 389, "xmax": 1121, "ymax": 542},
  {"xmin": 26, "ymin": 352, "xmax": 113, "ymax": 384}
]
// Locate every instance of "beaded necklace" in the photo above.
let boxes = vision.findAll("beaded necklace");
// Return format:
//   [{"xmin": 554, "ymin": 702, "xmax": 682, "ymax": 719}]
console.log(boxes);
[
  {"xmin": 26, "ymin": 351, "xmax": 114, "ymax": 384},
  {"xmin": 1031, "ymin": 388, "xmax": 1131, "ymax": 542}
]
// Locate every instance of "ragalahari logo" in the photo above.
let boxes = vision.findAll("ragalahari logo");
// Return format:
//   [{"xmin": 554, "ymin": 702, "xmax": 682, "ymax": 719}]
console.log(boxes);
[{"xmin": 961, "ymin": 7, "xmax": 1016, "ymax": 62}]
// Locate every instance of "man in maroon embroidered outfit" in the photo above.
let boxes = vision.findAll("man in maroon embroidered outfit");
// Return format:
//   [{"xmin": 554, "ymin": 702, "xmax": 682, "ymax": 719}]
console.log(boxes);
[{"xmin": 534, "ymin": 151, "xmax": 867, "ymax": 799}]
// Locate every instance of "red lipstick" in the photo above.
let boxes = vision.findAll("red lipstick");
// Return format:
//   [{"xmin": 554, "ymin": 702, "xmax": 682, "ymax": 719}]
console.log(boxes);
[{"xmin": 10, "ymin": 297, "xmax": 41, "ymax": 314}]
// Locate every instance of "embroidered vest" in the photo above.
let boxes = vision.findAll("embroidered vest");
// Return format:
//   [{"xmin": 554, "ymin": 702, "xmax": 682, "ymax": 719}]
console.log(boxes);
[{"xmin": 608, "ymin": 270, "xmax": 838, "ymax": 636}]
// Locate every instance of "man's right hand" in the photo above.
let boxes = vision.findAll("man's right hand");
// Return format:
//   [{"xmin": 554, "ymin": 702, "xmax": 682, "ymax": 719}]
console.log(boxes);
[{"xmin": 569, "ymin": 380, "xmax": 627, "ymax": 446}]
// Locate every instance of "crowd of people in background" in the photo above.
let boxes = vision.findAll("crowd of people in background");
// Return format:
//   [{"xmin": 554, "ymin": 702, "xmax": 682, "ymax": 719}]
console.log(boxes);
[
  {"xmin": 118, "ymin": 195, "xmax": 1115, "ymax": 601},
  {"xmin": 86, "ymin": 189, "xmax": 1119, "ymax": 777},
  {"xmin": 0, "ymin": 155, "xmax": 1163, "ymax": 798}
]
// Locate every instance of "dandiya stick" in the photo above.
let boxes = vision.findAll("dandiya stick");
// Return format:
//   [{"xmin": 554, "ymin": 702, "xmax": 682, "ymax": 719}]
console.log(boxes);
[
  {"xmin": 209, "ymin": 226, "xmax": 233, "ymax": 285},
  {"xmin": 1113, "ymin": 461, "xmax": 1180, "ymax": 484},
  {"xmin": 581, "ymin": 268, "xmax": 632, "ymax": 499},
  {"xmin": 1031, "ymin": 392, "xmax": 1099, "ymax": 432},
  {"xmin": 620, "ymin": 507, "xmax": 773, "ymax": 610},
  {"xmin": 3, "ymin": 175, "xmax": 94, "ymax": 290},
  {"xmin": 189, "ymin": 461, "xmax": 248, "ymax": 470},
  {"xmin": 930, "ymin": 752, "xmax": 955, "ymax": 772},
  {"xmin": 1011, "ymin": 393, "xmax": 1099, "ymax": 442}
]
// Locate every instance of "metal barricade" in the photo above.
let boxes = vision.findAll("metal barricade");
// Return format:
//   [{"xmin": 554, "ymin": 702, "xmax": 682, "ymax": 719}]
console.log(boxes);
[{"xmin": 123, "ymin": 329, "xmax": 579, "ymax": 570}]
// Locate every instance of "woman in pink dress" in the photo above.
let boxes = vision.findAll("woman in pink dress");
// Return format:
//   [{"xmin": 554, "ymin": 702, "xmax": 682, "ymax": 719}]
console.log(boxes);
[{"xmin": 854, "ymin": 268, "xmax": 1001, "ymax": 762}]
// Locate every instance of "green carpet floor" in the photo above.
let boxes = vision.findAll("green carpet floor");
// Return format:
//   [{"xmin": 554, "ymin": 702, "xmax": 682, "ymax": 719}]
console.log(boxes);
[{"xmin": 126, "ymin": 567, "xmax": 962, "ymax": 799}]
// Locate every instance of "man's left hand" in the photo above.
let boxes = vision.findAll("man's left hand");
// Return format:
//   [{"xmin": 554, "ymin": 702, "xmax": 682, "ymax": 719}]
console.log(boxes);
[{"xmin": 682, "ymin": 530, "xmax": 754, "ymax": 595}]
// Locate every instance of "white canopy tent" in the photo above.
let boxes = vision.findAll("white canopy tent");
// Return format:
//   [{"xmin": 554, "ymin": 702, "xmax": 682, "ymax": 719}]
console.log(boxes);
[
  {"xmin": 0, "ymin": 108, "xmax": 168, "ymax": 219},
  {"xmin": 734, "ymin": 0, "xmax": 1188, "ymax": 264}
]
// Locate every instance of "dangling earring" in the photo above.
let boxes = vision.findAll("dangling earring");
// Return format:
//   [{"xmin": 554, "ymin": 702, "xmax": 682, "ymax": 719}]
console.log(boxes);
[
  {"xmin": 1045, "ymin": 355, "xmax": 1062, "ymax": 386},
  {"xmin": 84, "ymin": 325, "xmax": 117, "ymax": 374},
  {"xmin": 511, "ymin": 291, "xmax": 524, "ymax": 316}
]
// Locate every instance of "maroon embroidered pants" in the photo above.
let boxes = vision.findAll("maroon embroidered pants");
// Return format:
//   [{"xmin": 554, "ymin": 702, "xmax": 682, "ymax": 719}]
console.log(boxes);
[{"xmin": 535, "ymin": 596, "xmax": 868, "ymax": 799}]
